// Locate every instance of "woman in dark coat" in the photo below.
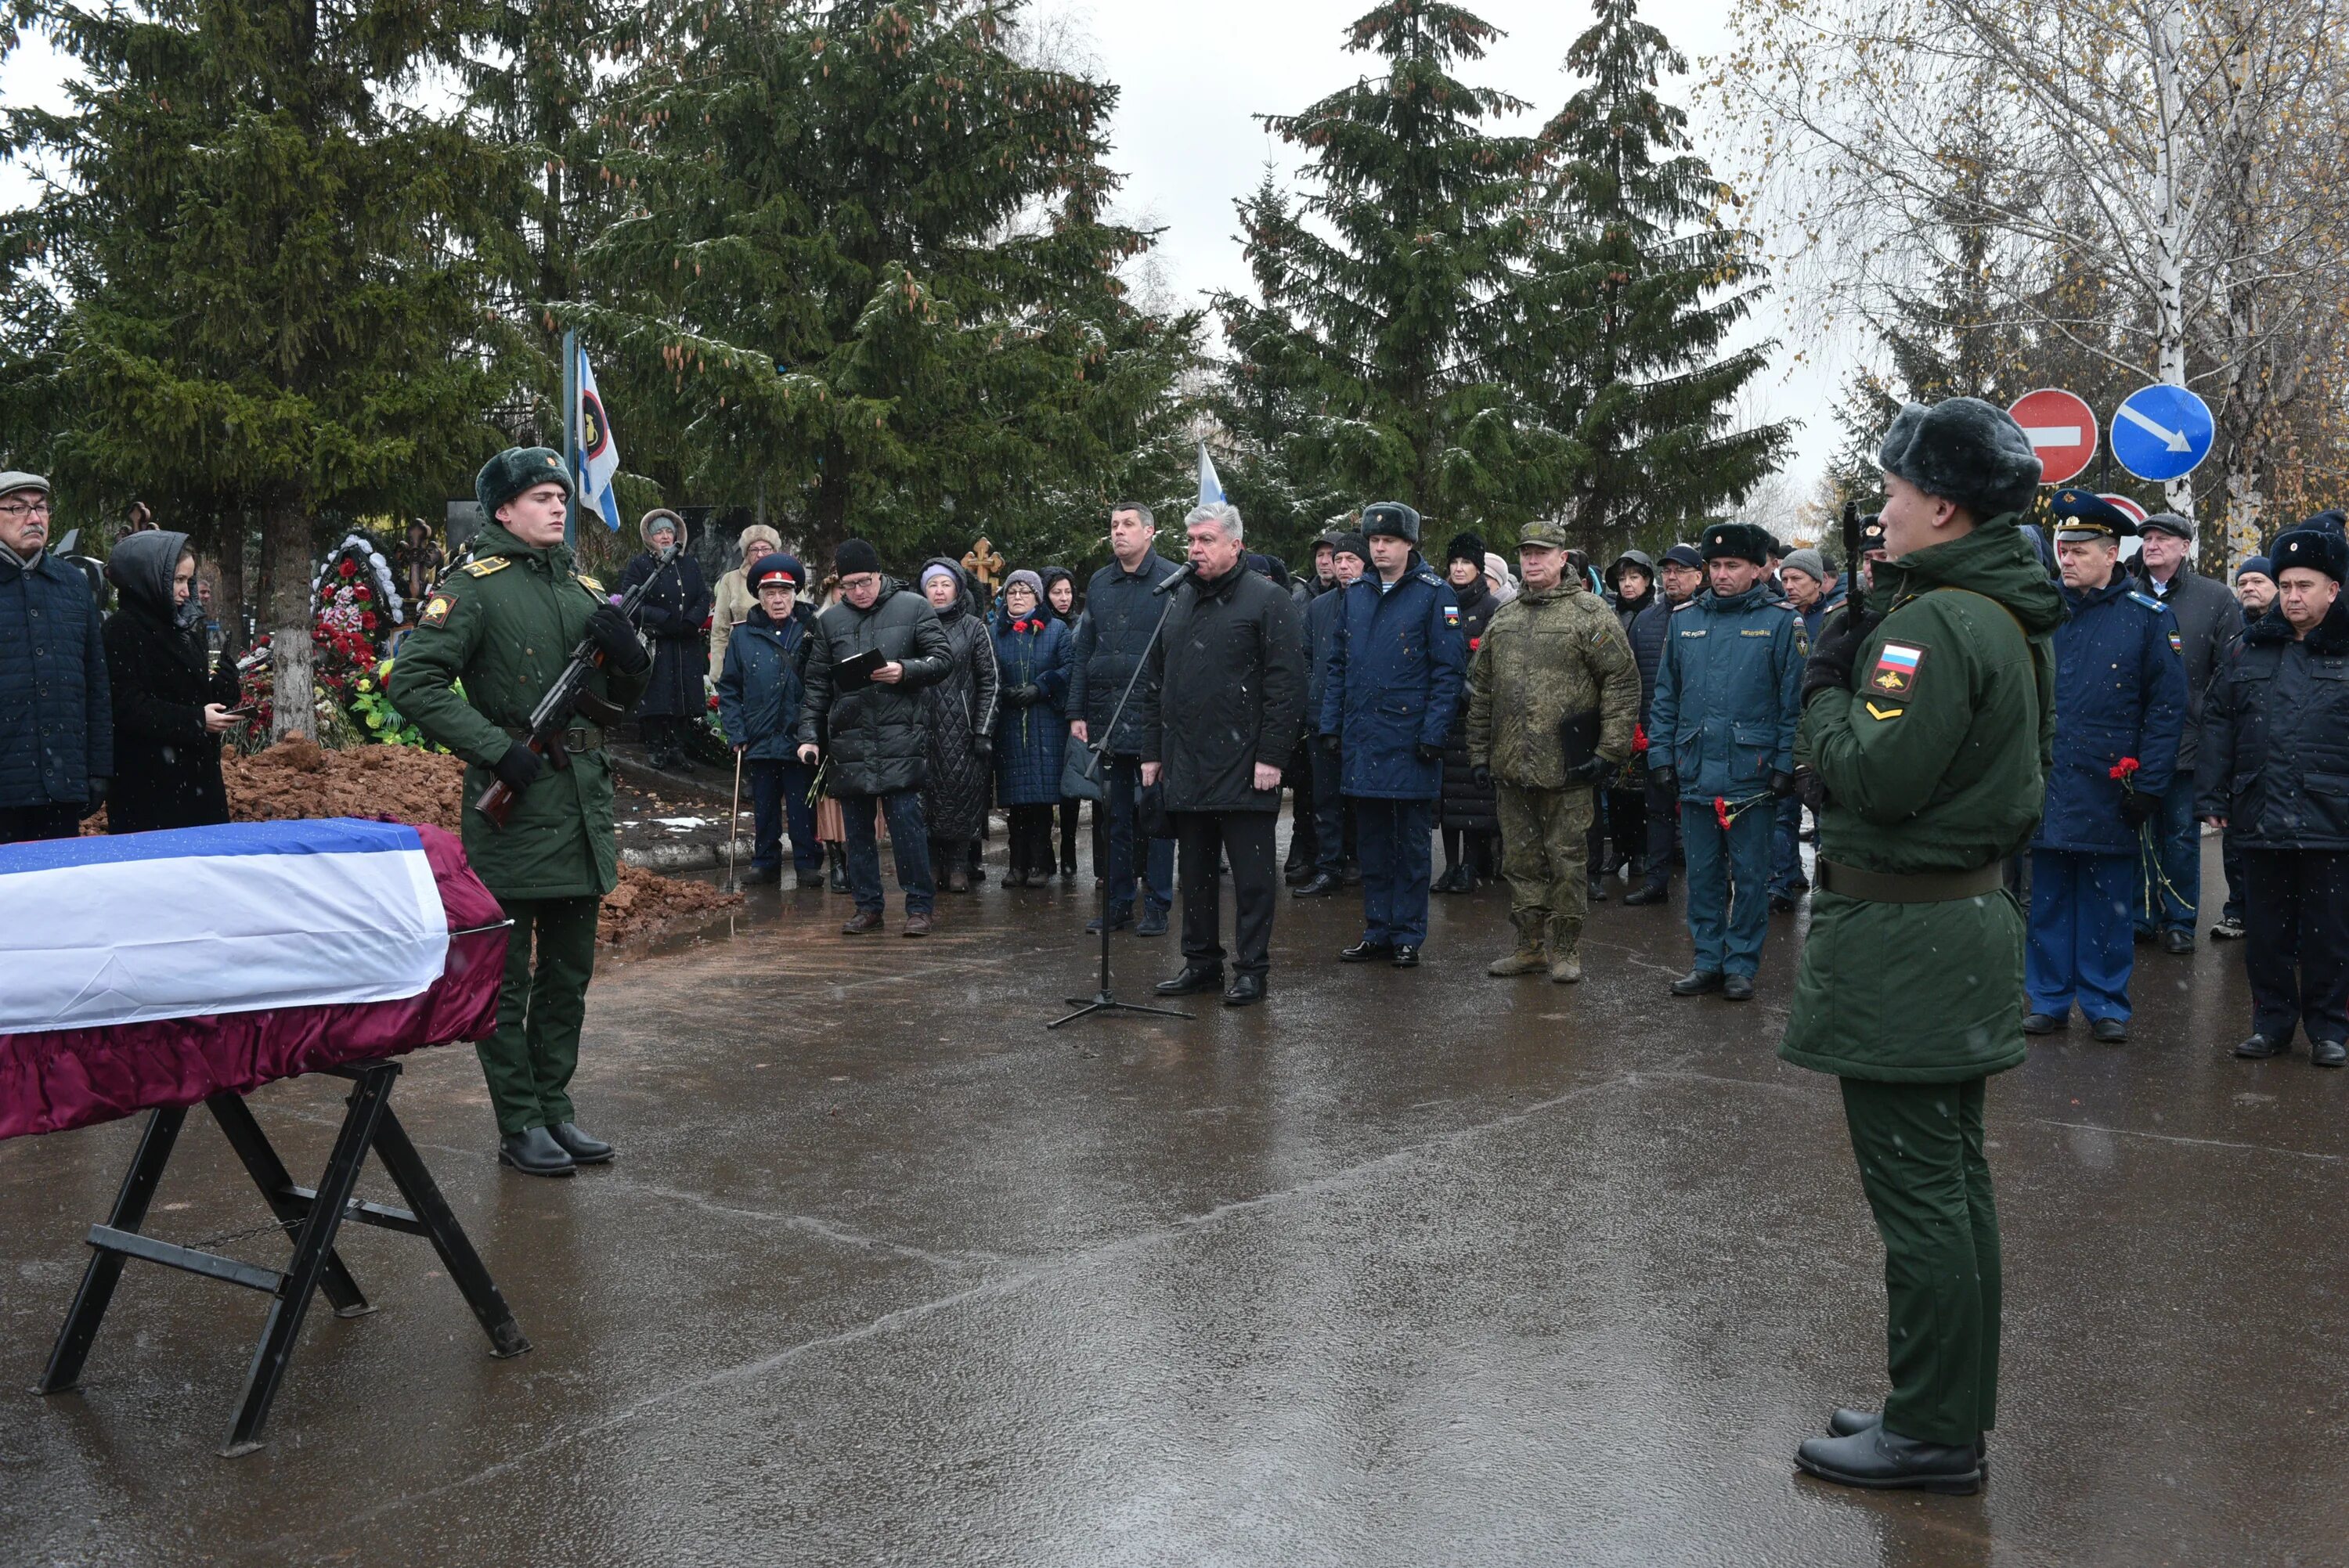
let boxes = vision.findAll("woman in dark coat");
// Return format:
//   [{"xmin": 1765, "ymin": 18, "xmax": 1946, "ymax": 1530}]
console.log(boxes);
[
  {"xmin": 990, "ymin": 570, "xmax": 1072, "ymax": 885},
  {"xmin": 620, "ymin": 508, "xmax": 711, "ymax": 771},
  {"xmin": 104, "ymin": 530, "xmax": 240, "ymax": 833},
  {"xmin": 1598, "ymin": 550, "xmax": 1661, "ymax": 880},
  {"xmin": 916, "ymin": 558, "xmax": 1000, "ymax": 893},
  {"xmin": 1040, "ymin": 565, "xmax": 1086, "ymax": 879},
  {"xmin": 1437, "ymin": 531, "xmax": 1501, "ymax": 892}
]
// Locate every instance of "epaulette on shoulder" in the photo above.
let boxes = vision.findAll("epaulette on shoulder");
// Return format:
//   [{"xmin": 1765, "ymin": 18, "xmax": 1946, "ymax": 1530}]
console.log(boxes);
[
  {"xmin": 464, "ymin": 556, "xmax": 511, "ymax": 579},
  {"xmin": 1670, "ymin": 597, "xmax": 1701, "ymax": 612},
  {"xmin": 576, "ymin": 573, "xmax": 604, "ymax": 595},
  {"xmin": 2127, "ymin": 590, "xmax": 2166, "ymax": 614}
]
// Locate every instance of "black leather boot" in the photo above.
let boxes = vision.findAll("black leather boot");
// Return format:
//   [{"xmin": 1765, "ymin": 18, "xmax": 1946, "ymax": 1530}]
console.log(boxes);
[
  {"xmin": 498, "ymin": 1127, "xmax": 576, "ymax": 1177},
  {"xmin": 1795, "ymin": 1425, "xmax": 1981, "ymax": 1494},
  {"xmin": 547, "ymin": 1123, "xmax": 614, "ymax": 1163}
]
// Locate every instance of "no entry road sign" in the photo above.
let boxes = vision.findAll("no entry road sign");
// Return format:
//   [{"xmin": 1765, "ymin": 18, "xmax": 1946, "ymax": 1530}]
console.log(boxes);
[
  {"xmin": 2111, "ymin": 383, "xmax": 2214, "ymax": 483},
  {"xmin": 2007, "ymin": 388, "xmax": 2098, "ymax": 486}
]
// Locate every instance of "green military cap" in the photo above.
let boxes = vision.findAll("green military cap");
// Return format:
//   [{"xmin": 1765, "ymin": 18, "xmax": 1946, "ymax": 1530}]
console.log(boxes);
[
  {"xmin": 475, "ymin": 446, "xmax": 576, "ymax": 519},
  {"xmin": 1517, "ymin": 518, "xmax": 1571, "ymax": 549}
]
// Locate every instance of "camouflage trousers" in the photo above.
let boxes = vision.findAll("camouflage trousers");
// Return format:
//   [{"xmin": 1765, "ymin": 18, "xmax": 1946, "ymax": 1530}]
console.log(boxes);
[{"xmin": 1496, "ymin": 783, "xmax": 1594, "ymax": 950}]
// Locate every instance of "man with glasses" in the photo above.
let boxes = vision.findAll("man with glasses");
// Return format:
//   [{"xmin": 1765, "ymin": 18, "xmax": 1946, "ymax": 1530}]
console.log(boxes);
[{"xmin": 0, "ymin": 472, "xmax": 110, "ymax": 843}]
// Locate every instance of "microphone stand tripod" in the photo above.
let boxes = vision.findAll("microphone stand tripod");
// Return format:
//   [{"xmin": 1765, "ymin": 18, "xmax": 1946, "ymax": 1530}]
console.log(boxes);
[{"xmin": 1048, "ymin": 582, "xmax": 1193, "ymax": 1029}]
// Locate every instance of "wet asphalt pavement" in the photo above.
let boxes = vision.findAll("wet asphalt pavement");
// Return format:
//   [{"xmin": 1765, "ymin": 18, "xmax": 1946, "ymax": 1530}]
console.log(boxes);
[{"xmin": 3, "ymin": 830, "xmax": 2346, "ymax": 1566}]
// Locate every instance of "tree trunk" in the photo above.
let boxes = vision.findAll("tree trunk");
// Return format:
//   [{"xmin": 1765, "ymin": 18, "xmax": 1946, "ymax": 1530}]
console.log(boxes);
[
  {"xmin": 2150, "ymin": 0, "xmax": 2195, "ymax": 517},
  {"xmin": 265, "ymin": 487, "xmax": 316, "ymax": 741}
]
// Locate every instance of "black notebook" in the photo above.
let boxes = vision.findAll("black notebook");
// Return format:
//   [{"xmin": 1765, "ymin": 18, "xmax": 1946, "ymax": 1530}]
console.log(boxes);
[{"xmin": 832, "ymin": 647, "xmax": 889, "ymax": 690}]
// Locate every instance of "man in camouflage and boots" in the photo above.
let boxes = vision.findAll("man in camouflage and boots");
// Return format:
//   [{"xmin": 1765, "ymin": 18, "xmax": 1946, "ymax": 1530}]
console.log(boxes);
[
  {"xmin": 1784, "ymin": 398, "xmax": 2063, "ymax": 1494},
  {"xmin": 1466, "ymin": 519, "xmax": 1640, "ymax": 982},
  {"xmin": 392, "ymin": 449, "xmax": 652, "ymax": 1177}
]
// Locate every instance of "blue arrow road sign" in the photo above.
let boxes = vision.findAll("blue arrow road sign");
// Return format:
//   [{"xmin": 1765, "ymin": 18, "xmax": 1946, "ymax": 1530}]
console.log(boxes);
[{"xmin": 2110, "ymin": 383, "xmax": 2214, "ymax": 483}]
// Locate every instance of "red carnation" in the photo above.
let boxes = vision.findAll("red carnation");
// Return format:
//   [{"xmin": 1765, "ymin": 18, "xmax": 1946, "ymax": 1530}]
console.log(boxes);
[
  {"xmin": 2109, "ymin": 756, "xmax": 2140, "ymax": 781},
  {"xmin": 1469, "ymin": 636, "xmax": 1481, "ymax": 652},
  {"xmin": 360, "ymin": 611, "xmax": 377, "ymax": 630},
  {"xmin": 1715, "ymin": 795, "xmax": 1732, "ymax": 832},
  {"xmin": 1634, "ymin": 723, "xmax": 1649, "ymax": 754},
  {"xmin": 354, "ymin": 585, "xmax": 370, "ymax": 601},
  {"xmin": 338, "ymin": 559, "xmax": 357, "ymax": 579},
  {"xmin": 706, "ymin": 694, "xmax": 720, "ymax": 711}
]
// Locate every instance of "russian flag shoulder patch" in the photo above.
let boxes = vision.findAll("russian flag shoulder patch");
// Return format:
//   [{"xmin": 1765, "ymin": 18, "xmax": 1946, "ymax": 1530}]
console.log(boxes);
[{"xmin": 1867, "ymin": 640, "xmax": 1925, "ymax": 697}]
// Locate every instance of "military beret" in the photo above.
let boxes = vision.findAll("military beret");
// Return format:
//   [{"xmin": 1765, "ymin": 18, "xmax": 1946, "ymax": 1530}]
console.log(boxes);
[
  {"xmin": 1517, "ymin": 518, "xmax": 1571, "ymax": 550},
  {"xmin": 2047, "ymin": 487, "xmax": 2137, "ymax": 541},
  {"xmin": 2272, "ymin": 526, "xmax": 2348, "ymax": 582},
  {"xmin": 1700, "ymin": 521, "xmax": 1774, "ymax": 566},
  {"xmin": 1878, "ymin": 398, "xmax": 2042, "ymax": 520},
  {"xmin": 475, "ymin": 446, "xmax": 574, "ymax": 519},
  {"xmin": 1361, "ymin": 501, "xmax": 1421, "ymax": 544}
]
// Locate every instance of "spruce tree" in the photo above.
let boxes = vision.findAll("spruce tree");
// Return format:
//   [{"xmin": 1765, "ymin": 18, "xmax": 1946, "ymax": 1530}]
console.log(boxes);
[
  {"xmin": 2, "ymin": 0, "xmax": 522, "ymax": 735},
  {"xmin": 1242, "ymin": 2, "xmax": 1558, "ymax": 530},
  {"xmin": 576, "ymin": 0, "xmax": 1193, "ymax": 569},
  {"xmin": 1531, "ymin": 0, "xmax": 1788, "ymax": 556}
]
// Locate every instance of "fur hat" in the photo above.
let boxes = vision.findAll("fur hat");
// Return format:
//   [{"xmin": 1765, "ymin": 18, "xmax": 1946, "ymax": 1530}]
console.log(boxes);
[
  {"xmin": 639, "ymin": 507, "xmax": 686, "ymax": 550},
  {"xmin": 475, "ymin": 446, "xmax": 575, "ymax": 520},
  {"xmin": 834, "ymin": 538, "xmax": 882, "ymax": 579},
  {"xmin": 2273, "ymin": 525, "xmax": 2348, "ymax": 582},
  {"xmin": 1700, "ymin": 521, "xmax": 1774, "ymax": 566},
  {"xmin": 1781, "ymin": 546, "xmax": 1827, "ymax": 583},
  {"xmin": 1361, "ymin": 501, "xmax": 1421, "ymax": 545},
  {"xmin": 1446, "ymin": 530, "xmax": 1485, "ymax": 567},
  {"xmin": 1878, "ymin": 398, "xmax": 2042, "ymax": 519},
  {"xmin": 749, "ymin": 552, "xmax": 804, "ymax": 592}
]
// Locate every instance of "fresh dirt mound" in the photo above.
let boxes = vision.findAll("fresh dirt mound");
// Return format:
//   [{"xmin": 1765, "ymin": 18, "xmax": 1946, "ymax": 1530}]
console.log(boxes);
[{"xmin": 224, "ymin": 741, "xmax": 738, "ymax": 945}]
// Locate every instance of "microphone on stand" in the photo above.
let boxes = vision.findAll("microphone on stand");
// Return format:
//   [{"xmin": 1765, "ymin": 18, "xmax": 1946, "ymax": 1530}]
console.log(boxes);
[{"xmin": 1152, "ymin": 561, "xmax": 1198, "ymax": 596}]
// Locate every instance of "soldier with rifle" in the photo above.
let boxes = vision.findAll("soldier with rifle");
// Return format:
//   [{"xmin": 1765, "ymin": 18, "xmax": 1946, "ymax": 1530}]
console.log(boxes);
[{"xmin": 391, "ymin": 448, "xmax": 653, "ymax": 1177}]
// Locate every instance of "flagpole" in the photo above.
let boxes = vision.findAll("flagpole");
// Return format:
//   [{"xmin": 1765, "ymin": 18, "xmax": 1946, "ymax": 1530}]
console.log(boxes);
[{"xmin": 560, "ymin": 329, "xmax": 580, "ymax": 551}]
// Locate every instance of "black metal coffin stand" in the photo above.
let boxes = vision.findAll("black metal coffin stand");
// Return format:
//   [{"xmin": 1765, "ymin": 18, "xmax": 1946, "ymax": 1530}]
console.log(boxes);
[{"xmin": 35, "ymin": 1058, "xmax": 528, "ymax": 1455}]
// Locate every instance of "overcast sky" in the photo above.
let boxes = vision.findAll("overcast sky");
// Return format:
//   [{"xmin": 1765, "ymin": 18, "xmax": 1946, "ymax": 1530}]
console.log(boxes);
[{"xmin": 0, "ymin": 0, "xmax": 1850, "ymax": 491}]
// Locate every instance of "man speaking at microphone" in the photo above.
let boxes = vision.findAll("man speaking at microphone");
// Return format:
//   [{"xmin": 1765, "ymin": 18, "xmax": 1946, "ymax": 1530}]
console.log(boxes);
[{"xmin": 1138, "ymin": 502, "xmax": 1308, "ymax": 1007}]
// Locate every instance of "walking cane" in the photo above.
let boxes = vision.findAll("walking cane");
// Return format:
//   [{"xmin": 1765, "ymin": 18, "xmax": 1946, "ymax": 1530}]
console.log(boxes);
[{"xmin": 725, "ymin": 748, "xmax": 744, "ymax": 892}]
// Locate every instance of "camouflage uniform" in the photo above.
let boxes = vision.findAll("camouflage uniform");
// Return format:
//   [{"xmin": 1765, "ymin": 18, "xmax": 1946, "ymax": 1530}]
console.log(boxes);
[{"xmin": 1464, "ymin": 522, "xmax": 1641, "ymax": 975}]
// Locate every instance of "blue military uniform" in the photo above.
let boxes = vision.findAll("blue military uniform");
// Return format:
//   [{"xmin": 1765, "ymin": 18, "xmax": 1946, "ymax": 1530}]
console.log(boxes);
[
  {"xmin": 2026, "ymin": 492, "xmax": 2188, "ymax": 1032},
  {"xmin": 1647, "ymin": 523, "xmax": 1806, "ymax": 988},
  {"xmin": 716, "ymin": 562, "xmax": 821, "ymax": 884},
  {"xmin": 1320, "ymin": 507, "xmax": 1467, "ymax": 957}
]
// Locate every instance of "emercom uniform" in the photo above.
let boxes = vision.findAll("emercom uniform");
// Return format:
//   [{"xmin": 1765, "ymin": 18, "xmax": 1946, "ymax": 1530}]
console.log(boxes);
[
  {"xmin": 1784, "ymin": 517, "xmax": 2062, "ymax": 1464},
  {"xmin": 1464, "ymin": 525, "xmax": 1640, "ymax": 975},
  {"xmin": 389, "ymin": 514, "xmax": 647, "ymax": 1138}
]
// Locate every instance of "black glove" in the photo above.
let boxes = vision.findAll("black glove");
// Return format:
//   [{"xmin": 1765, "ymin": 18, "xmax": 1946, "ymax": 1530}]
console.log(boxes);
[
  {"xmin": 971, "ymin": 734, "xmax": 992, "ymax": 761},
  {"xmin": 1795, "ymin": 766, "xmax": 1829, "ymax": 815},
  {"xmin": 1014, "ymin": 683, "xmax": 1043, "ymax": 708},
  {"xmin": 1651, "ymin": 764, "xmax": 1676, "ymax": 795},
  {"xmin": 1564, "ymin": 755, "xmax": 1608, "ymax": 785},
  {"xmin": 1770, "ymin": 770, "xmax": 1796, "ymax": 798},
  {"xmin": 493, "ymin": 741, "xmax": 545, "ymax": 794},
  {"xmin": 1802, "ymin": 606, "xmax": 1881, "ymax": 705},
  {"xmin": 1470, "ymin": 764, "xmax": 1492, "ymax": 789},
  {"xmin": 1415, "ymin": 741, "xmax": 1443, "ymax": 762},
  {"xmin": 587, "ymin": 604, "xmax": 651, "ymax": 676},
  {"xmin": 1318, "ymin": 732, "xmax": 1341, "ymax": 755},
  {"xmin": 2121, "ymin": 790, "xmax": 2156, "ymax": 829},
  {"xmin": 82, "ymin": 776, "xmax": 108, "ymax": 818}
]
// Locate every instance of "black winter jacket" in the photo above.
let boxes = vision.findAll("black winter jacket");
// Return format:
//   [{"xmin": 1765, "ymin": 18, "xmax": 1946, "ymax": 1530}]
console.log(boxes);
[
  {"xmin": 2196, "ymin": 594, "xmax": 2349, "ymax": 849},
  {"xmin": 0, "ymin": 546, "xmax": 110, "ymax": 809},
  {"xmin": 1627, "ymin": 595, "xmax": 1676, "ymax": 723},
  {"xmin": 1440, "ymin": 578, "xmax": 1500, "ymax": 832},
  {"xmin": 798, "ymin": 579, "xmax": 954, "ymax": 797},
  {"xmin": 1138, "ymin": 562, "xmax": 1307, "ymax": 813},
  {"xmin": 1067, "ymin": 552, "xmax": 1182, "ymax": 754},
  {"xmin": 103, "ymin": 602, "xmax": 239, "ymax": 834},
  {"xmin": 2133, "ymin": 558, "xmax": 2236, "ymax": 776}
]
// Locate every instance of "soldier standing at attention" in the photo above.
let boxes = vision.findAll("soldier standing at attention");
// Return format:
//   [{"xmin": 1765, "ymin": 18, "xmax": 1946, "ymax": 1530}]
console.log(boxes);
[
  {"xmin": 1465, "ymin": 519, "xmax": 1640, "ymax": 982},
  {"xmin": 1647, "ymin": 521, "xmax": 1806, "ymax": 1001},
  {"xmin": 392, "ymin": 449, "xmax": 652, "ymax": 1177},
  {"xmin": 1783, "ymin": 398, "xmax": 2062, "ymax": 1494}
]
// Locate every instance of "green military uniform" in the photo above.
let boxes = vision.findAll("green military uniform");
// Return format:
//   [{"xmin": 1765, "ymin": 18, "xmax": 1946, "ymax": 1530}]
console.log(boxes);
[
  {"xmin": 389, "ymin": 453, "xmax": 648, "ymax": 1139},
  {"xmin": 1464, "ymin": 521, "xmax": 1640, "ymax": 978},
  {"xmin": 1784, "ymin": 408, "xmax": 2063, "ymax": 1475}
]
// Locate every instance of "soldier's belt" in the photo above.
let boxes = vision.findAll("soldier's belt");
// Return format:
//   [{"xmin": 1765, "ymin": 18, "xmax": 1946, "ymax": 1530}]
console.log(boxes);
[
  {"xmin": 1816, "ymin": 859, "xmax": 2004, "ymax": 903},
  {"xmin": 503, "ymin": 724, "xmax": 603, "ymax": 755}
]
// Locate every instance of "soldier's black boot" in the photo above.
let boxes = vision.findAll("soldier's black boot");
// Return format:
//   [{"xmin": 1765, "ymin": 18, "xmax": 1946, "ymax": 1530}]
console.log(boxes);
[
  {"xmin": 498, "ymin": 1127, "xmax": 576, "ymax": 1177},
  {"xmin": 1828, "ymin": 1408, "xmax": 1990, "ymax": 1475},
  {"xmin": 547, "ymin": 1123, "xmax": 614, "ymax": 1164},
  {"xmin": 1795, "ymin": 1425, "xmax": 1981, "ymax": 1494},
  {"xmin": 1670, "ymin": 969, "xmax": 1725, "ymax": 996}
]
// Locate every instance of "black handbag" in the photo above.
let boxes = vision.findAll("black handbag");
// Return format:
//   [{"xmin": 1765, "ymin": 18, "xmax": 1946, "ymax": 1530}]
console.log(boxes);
[{"xmin": 1060, "ymin": 734, "xmax": 1106, "ymax": 802}]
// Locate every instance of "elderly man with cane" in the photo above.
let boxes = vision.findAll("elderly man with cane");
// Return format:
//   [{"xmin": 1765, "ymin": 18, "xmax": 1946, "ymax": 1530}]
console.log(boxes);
[{"xmin": 1139, "ymin": 502, "xmax": 1308, "ymax": 1008}]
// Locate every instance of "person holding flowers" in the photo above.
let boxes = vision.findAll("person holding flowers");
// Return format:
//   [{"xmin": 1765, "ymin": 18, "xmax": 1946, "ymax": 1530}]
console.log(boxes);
[{"xmin": 2021, "ymin": 488, "xmax": 2187, "ymax": 1043}]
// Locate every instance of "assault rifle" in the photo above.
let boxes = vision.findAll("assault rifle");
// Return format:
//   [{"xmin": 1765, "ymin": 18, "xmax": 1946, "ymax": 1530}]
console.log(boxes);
[{"xmin": 474, "ymin": 550, "xmax": 675, "ymax": 828}]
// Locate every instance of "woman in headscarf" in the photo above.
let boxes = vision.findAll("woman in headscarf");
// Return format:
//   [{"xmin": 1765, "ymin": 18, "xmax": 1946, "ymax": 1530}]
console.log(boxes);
[
  {"xmin": 620, "ymin": 508, "xmax": 712, "ymax": 771},
  {"xmin": 103, "ymin": 530, "xmax": 241, "ymax": 833},
  {"xmin": 709, "ymin": 523, "xmax": 783, "ymax": 671},
  {"xmin": 990, "ymin": 570, "xmax": 1072, "ymax": 886},
  {"xmin": 915, "ymin": 558, "xmax": 1000, "ymax": 893},
  {"xmin": 1039, "ymin": 565, "xmax": 1085, "ymax": 879}
]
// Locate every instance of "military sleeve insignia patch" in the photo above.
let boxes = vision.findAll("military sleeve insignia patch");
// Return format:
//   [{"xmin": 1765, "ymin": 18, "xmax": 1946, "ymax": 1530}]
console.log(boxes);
[
  {"xmin": 1443, "ymin": 604, "xmax": 1460, "ymax": 626},
  {"xmin": 2168, "ymin": 630, "xmax": 2183, "ymax": 654},
  {"xmin": 463, "ymin": 557, "xmax": 511, "ymax": 579},
  {"xmin": 1868, "ymin": 640, "xmax": 1925, "ymax": 696},
  {"xmin": 420, "ymin": 593, "xmax": 455, "ymax": 629},
  {"xmin": 1864, "ymin": 700, "xmax": 1905, "ymax": 721}
]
